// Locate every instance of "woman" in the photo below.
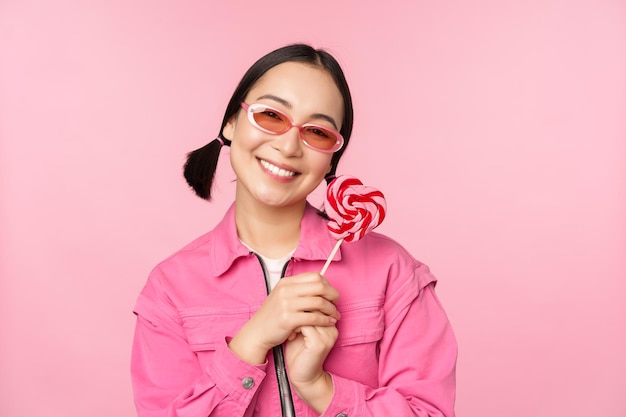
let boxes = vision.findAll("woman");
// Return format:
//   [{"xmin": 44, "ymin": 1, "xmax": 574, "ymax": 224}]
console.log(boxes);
[{"xmin": 131, "ymin": 44, "xmax": 457, "ymax": 417}]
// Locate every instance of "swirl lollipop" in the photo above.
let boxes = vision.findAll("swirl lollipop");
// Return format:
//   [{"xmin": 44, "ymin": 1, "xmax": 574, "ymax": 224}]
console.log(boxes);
[{"xmin": 320, "ymin": 175, "xmax": 387, "ymax": 274}]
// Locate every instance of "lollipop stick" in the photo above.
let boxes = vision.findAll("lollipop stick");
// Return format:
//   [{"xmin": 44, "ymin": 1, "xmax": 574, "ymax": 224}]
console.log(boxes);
[{"xmin": 320, "ymin": 238, "xmax": 344, "ymax": 275}]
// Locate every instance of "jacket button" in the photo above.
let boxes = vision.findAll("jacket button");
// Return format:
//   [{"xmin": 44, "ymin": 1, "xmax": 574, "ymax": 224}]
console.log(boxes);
[{"xmin": 242, "ymin": 377, "xmax": 255, "ymax": 389}]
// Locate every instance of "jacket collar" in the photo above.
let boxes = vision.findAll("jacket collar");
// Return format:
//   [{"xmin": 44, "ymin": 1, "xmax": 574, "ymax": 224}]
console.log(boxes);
[{"xmin": 210, "ymin": 202, "xmax": 341, "ymax": 276}]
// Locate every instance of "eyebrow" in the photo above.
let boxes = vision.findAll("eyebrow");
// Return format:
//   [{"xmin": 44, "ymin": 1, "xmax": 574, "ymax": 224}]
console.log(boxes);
[{"xmin": 256, "ymin": 94, "xmax": 340, "ymax": 130}]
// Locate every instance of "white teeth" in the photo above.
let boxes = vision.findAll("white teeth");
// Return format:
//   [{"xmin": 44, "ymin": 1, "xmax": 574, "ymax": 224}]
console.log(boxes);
[{"xmin": 260, "ymin": 159, "xmax": 296, "ymax": 177}]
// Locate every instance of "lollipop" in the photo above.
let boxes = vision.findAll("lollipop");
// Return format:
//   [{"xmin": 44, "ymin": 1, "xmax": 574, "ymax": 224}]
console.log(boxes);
[{"xmin": 320, "ymin": 175, "xmax": 387, "ymax": 274}]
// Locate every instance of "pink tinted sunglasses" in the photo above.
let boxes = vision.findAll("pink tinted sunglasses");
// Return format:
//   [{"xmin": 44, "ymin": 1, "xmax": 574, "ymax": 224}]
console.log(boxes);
[{"xmin": 240, "ymin": 103, "xmax": 344, "ymax": 153}]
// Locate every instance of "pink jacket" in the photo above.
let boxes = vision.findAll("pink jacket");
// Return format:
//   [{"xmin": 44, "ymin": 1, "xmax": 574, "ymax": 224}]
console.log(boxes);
[{"xmin": 131, "ymin": 203, "xmax": 457, "ymax": 417}]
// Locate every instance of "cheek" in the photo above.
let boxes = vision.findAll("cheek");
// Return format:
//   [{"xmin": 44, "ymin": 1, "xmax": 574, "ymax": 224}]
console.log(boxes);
[
  {"xmin": 228, "ymin": 119, "xmax": 267, "ymax": 150},
  {"xmin": 309, "ymin": 153, "xmax": 333, "ymax": 175}
]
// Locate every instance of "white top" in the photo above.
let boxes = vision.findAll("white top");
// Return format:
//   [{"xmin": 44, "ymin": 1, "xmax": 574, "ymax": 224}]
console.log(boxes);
[{"xmin": 241, "ymin": 241, "xmax": 295, "ymax": 290}]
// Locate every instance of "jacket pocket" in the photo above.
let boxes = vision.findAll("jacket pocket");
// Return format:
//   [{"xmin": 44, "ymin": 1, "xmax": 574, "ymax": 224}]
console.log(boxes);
[
  {"xmin": 179, "ymin": 306, "xmax": 251, "ymax": 351},
  {"xmin": 334, "ymin": 298, "xmax": 384, "ymax": 347},
  {"xmin": 326, "ymin": 298, "xmax": 384, "ymax": 386}
]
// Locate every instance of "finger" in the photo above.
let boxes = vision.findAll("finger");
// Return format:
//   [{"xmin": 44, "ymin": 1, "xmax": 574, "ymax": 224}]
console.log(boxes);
[
  {"xmin": 288, "ymin": 297, "xmax": 340, "ymax": 320},
  {"xmin": 288, "ymin": 311, "xmax": 339, "ymax": 328},
  {"xmin": 299, "ymin": 326, "xmax": 337, "ymax": 352},
  {"xmin": 276, "ymin": 279, "xmax": 340, "ymax": 304},
  {"xmin": 314, "ymin": 325, "xmax": 339, "ymax": 343}
]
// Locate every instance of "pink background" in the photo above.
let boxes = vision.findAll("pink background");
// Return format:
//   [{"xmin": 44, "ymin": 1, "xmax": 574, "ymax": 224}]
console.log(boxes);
[{"xmin": 1, "ymin": 1, "xmax": 625, "ymax": 416}]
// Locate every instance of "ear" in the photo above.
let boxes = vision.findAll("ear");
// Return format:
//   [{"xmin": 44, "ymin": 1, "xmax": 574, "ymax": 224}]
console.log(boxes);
[{"xmin": 222, "ymin": 114, "xmax": 237, "ymax": 141}]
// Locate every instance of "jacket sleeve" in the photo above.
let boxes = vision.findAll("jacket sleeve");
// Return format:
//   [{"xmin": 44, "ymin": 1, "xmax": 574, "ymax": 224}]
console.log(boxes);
[
  {"xmin": 321, "ymin": 264, "xmax": 457, "ymax": 417},
  {"xmin": 130, "ymin": 269, "xmax": 269, "ymax": 417}
]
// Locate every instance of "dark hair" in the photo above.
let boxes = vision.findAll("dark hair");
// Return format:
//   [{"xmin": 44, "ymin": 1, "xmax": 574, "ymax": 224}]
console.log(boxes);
[{"xmin": 183, "ymin": 44, "xmax": 354, "ymax": 200}]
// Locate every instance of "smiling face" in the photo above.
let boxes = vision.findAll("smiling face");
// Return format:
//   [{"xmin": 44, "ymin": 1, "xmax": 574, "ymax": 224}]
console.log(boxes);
[{"xmin": 223, "ymin": 61, "xmax": 344, "ymax": 213}]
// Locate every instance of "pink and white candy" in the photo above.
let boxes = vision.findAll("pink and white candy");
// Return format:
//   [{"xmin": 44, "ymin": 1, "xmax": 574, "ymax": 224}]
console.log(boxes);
[
  {"xmin": 320, "ymin": 175, "xmax": 386, "ymax": 274},
  {"xmin": 326, "ymin": 176, "xmax": 387, "ymax": 242}
]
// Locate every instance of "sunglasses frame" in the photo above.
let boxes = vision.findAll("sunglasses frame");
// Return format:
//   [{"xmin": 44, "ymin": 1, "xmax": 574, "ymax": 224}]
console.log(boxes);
[{"xmin": 240, "ymin": 102, "xmax": 344, "ymax": 153}]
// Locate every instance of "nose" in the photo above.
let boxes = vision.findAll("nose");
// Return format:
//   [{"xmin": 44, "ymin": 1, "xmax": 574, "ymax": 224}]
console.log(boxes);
[{"xmin": 272, "ymin": 125, "xmax": 303, "ymax": 157}]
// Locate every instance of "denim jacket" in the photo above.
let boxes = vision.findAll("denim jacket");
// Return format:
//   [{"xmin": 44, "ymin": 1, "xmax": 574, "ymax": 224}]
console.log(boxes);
[{"xmin": 131, "ymin": 203, "xmax": 457, "ymax": 417}]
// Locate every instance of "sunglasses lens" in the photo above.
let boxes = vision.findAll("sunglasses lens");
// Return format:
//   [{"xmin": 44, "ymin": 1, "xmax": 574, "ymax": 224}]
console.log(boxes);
[
  {"xmin": 251, "ymin": 108, "xmax": 290, "ymax": 133},
  {"xmin": 302, "ymin": 127, "xmax": 341, "ymax": 151}
]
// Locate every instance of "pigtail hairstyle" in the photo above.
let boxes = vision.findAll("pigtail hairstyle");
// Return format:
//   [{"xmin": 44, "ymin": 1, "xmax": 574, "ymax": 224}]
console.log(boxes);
[
  {"xmin": 183, "ymin": 44, "xmax": 353, "ymax": 201},
  {"xmin": 183, "ymin": 137, "xmax": 230, "ymax": 200}
]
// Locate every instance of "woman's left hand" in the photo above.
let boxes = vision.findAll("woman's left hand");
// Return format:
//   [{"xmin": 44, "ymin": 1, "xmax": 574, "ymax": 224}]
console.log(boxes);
[{"xmin": 284, "ymin": 325, "xmax": 338, "ymax": 413}]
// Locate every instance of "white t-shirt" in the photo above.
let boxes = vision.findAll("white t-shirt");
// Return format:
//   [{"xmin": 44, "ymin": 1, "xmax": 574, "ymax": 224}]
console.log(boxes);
[{"xmin": 241, "ymin": 242, "xmax": 295, "ymax": 290}]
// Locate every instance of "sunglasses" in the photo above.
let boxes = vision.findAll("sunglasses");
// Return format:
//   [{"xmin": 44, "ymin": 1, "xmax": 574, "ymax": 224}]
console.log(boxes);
[{"xmin": 240, "ymin": 102, "xmax": 344, "ymax": 153}]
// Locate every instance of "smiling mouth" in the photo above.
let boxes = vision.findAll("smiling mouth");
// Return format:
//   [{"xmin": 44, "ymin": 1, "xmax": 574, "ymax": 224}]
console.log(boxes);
[{"xmin": 259, "ymin": 159, "xmax": 299, "ymax": 177}]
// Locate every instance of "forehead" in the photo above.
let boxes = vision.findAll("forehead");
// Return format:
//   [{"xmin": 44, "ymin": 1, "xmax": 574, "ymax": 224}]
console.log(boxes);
[{"xmin": 246, "ymin": 62, "xmax": 344, "ymax": 124}]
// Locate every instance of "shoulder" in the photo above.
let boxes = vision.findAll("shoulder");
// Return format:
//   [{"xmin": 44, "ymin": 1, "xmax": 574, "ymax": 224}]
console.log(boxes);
[
  {"xmin": 136, "ymin": 218, "xmax": 247, "ymax": 313},
  {"xmin": 338, "ymin": 231, "xmax": 437, "ymax": 291},
  {"xmin": 341, "ymin": 231, "xmax": 417, "ymax": 269},
  {"xmin": 134, "ymin": 231, "xmax": 217, "ymax": 319},
  {"xmin": 150, "ymin": 204, "xmax": 244, "ymax": 279},
  {"xmin": 139, "ymin": 229, "xmax": 218, "ymax": 298},
  {"xmin": 156, "ymin": 230, "xmax": 216, "ymax": 269}
]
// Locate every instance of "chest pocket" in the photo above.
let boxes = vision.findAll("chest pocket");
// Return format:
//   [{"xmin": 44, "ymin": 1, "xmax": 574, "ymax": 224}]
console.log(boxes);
[
  {"xmin": 334, "ymin": 298, "xmax": 384, "ymax": 347},
  {"xmin": 325, "ymin": 298, "xmax": 384, "ymax": 386},
  {"xmin": 179, "ymin": 307, "xmax": 252, "ymax": 351}
]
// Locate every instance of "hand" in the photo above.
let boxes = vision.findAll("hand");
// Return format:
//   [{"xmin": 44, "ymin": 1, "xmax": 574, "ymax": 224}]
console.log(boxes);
[
  {"xmin": 285, "ymin": 325, "xmax": 338, "ymax": 413},
  {"xmin": 228, "ymin": 272, "xmax": 340, "ymax": 364}
]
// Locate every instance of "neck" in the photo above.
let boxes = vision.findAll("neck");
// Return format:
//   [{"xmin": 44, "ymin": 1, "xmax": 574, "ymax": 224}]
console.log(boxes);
[{"xmin": 235, "ymin": 197, "xmax": 305, "ymax": 259}]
